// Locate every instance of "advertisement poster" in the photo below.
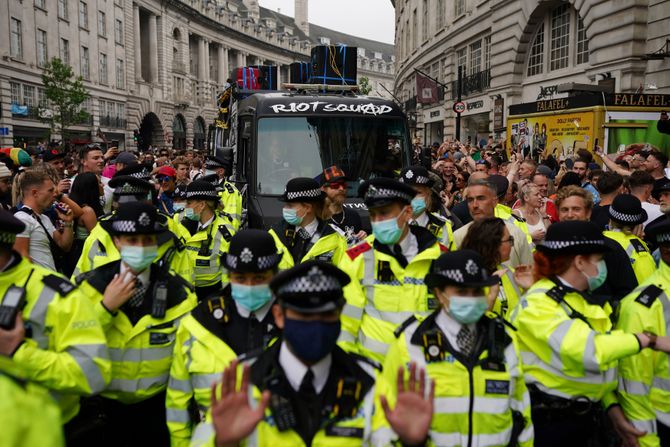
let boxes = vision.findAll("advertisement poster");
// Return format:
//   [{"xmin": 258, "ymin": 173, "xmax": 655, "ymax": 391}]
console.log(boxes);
[{"xmin": 507, "ymin": 111, "xmax": 596, "ymax": 159}]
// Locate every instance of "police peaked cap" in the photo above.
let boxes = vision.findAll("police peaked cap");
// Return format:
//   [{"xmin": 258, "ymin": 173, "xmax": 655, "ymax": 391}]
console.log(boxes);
[
  {"xmin": 101, "ymin": 202, "xmax": 165, "ymax": 235},
  {"xmin": 222, "ymin": 229, "xmax": 282, "ymax": 273},
  {"xmin": 200, "ymin": 174, "xmax": 221, "ymax": 186},
  {"xmin": 425, "ymin": 250, "xmax": 498, "ymax": 289},
  {"xmin": 399, "ymin": 166, "xmax": 434, "ymax": 188},
  {"xmin": 185, "ymin": 180, "xmax": 219, "ymax": 201},
  {"xmin": 270, "ymin": 260, "xmax": 350, "ymax": 314},
  {"xmin": 359, "ymin": 177, "xmax": 416, "ymax": 207},
  {"xmin": 609, "ymin": 194, "xmax": 647, "ymax": 226},
  {"xmin": 173, "ymin": 185, "xmax": 187, "ymax": 200},
  {"xmin": 536, "ymin": 221, "xmax": 610, "ymax": 255},
  {"xmin": 114, "ymin": 163, "xmax": 152, "ymax": 181},
  {"xmin": 279, "ymin": 177, "xmax": 326, "ymax": 203},
  {"xmin": 108, "ymin": 175, "xmax": 153, "ymax": 196},
  {"xmin": 645, "ymin": 219, "xmax": 670, "ymax": 245},
  {"xmin": 205, "ymin": 155, "xmax": 231, "ymax": 170},
  {"xmin": 0, "ymin": 209, "xmax": 26, "ymax": 245}
]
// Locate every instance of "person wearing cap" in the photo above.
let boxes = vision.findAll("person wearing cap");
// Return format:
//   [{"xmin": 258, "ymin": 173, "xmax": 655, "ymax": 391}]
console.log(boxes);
[
  {"xmin": 271, "ymin": 177, "xmax": 348, "ymax": 270},
  {"xmin": 0, "ymin": 210, "xmax": 111, "ymax": 429},
  {"xmin": 189, "ymin": 260, "xmax": 382, "ymax": 447},
  {"xmin": 0, "ymin": 161, "xmax": 13, "ymax": 210},
  {"xmin": 72, "ymin": 202, "xmax": 197, "ymax": 446},
  {"xmin": 616, "ymin": 219, "xmax": 670, "ymax": 447},
  {"xmin": 603, "ymin": 194, "xmax": 656, "ymax": 284},
  {"xmin": 373, "ymin": 250, "xmax": 533, "ymax": 447},
  {"xmin": 339, "ymin": 177, "xmax": 446, "ymax": 362},
  {"xmin": 399, "ymin": 165, "xmax": 455, "ymax": 250},
  {"xmin": 42, "ymin": 148, "xmax": 70, "ymax": 194},
  {"xmin": 166, "ymin": 229, "xmax": 282, "ymax": 447},
  {"xmin": 157, "ymin": 165, "xmax": 178, "ymax": 215},
  {"xmin": 453, "ymin": 177, "xmax": 534, "ymax": 268},
  {"xmin": 318, "ymin": 165, "xmax": 366, "ymax": 246},
  {"xmin": 179, "ymin": 180, "xmax": 236, "ymax": 300},
  {"xmin": 72, "ymin": 170, "xmax": 194, "ymax": 284},
  {"xmin": 510, "ymin": 221, "xmax": 670, "ymax": 446},
  {"xmin": 101, "ymin": 151, "xmax": 139, "ymax": 213},
  {"xmin": 204, "ymin": 153, "xmax": 243, "ymax": 227}
]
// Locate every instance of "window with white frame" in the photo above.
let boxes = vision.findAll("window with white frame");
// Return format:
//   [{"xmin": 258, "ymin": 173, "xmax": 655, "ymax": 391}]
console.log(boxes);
[
  {"xmin": 484, "ymin": 36, "xmax": 491, "ymax": 70},
  {"xmin": 456, "ymin": 48, "xmax": 466, "ymax": 74},
  {"xmin": 422, "ymin": 0, "xmax": 429, "ymax": 41},
  {"xmin": 23, "ymin": 85, "xmax": 36, "ymax": 107},
  {"xmin": 35, "ymin": 0, "xmax": 46, "ymax": 9},
  {"xmin": 10, "ymin": 82, "xmax": 21, "ymax": 105},
  {"xmin": 116, "ymin": 59, "xmax": 124, "ymax": 89},
  {"xmin": 60, "ymin": 38, "xmax": 70, "ymax": 65},
  {"xmin": 99, "ymin": 53, "xmax": 108, "ymax": 84},
  {"xmin": 37, "ymin": 29, "xmax": 48, "ymax": 67},
  {"xmin": 549, "ymin": 4, "xmax": 570, "ymax": 71},
  {"xmin": 469, "ymin": 41, "xmax": 481, "ymax": 75},
  {"xmin": 412, "ymin": 8, "xmax": 418, "ymax": 49},
  {"xmin": 81, "ymin": 46, "xmax": 90, "ymax": 79},
  {"xmin": 38, "ymin": 88, "xmax": 49, "ymax": 108},
  {"xmin": 525, "ymin": 5, "xmax": 589, "ymax": 77},
  {"xmin": 10, "ymin": 18, "xmax": 23, "ymax": 59},
  {"xmin": 455, "ymin": 0, "xmax": 465, "ymax": 17},
  {"xmin": 79, "ymin": 1, "xmax": 88, "ymax": 28},
  {"xmin": 115, "ymin": 19, "xmax": 123, "ymax": 44},
  {"xmin": 436, "ymin": 0, "xmax": 445, "ymax": 30},
  {"xmin": 58, "ymin": 0, "xmax": 68, "ymax": 19},
  {"xmin": 98, "ymin": 11, "xmax": 106, "ymax": 36}
]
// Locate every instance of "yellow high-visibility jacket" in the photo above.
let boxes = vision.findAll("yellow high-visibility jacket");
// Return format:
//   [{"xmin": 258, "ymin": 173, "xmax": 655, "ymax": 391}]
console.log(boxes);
[
  {"xmin": 604, "ymin": 229, "xmax": 656, "ymax": 284},
  {"xmin": 270, "ymin": 219, "xmax": 348, "ymax": 270}
]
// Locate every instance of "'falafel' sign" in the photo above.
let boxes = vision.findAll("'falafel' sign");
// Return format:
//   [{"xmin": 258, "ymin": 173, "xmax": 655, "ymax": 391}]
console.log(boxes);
[{"xmin": 269, "ymin": 101, "xmax": 393, "ymax": 116}]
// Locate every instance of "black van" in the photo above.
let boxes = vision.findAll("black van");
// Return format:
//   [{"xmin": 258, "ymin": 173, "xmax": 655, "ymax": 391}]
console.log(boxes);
[{"xmin": 210, "ymin": 90, "xmax": 411, "ymax": 230}]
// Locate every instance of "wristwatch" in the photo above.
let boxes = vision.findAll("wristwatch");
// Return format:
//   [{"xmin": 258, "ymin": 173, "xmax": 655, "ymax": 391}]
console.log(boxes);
[{"xmin": 644, "ymin": 332, "xmax": 657, "ymax": 349}]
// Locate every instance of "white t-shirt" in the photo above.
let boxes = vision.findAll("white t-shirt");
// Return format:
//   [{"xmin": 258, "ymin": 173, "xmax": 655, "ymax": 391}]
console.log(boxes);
[
  {"xmin": 15, "ymin": 207, "xmax": 57, "ymax": 271},
  {"xmin": 642, "ymin": 202, "xmax": 664, "ymax": 227}
]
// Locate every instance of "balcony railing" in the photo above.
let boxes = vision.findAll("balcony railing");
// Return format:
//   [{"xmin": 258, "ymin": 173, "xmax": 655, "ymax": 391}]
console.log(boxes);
[
  {"xmin": 11, "ymin": 105, "xmax": 41, "ymax": 119},
  {"xmin": 451, "ymin": 69, "xmax": 491, "ymax": 99},
  {"xmin": 100, "ymin": 115, "xmax": 127, "ymax": 128}
]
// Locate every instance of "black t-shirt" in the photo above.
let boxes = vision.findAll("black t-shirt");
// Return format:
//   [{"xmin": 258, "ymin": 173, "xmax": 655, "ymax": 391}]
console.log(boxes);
[
  {"xmin": 329, "ymin": 207, "xmax": 363, "ymax": 241},
  {"xmin": 590, "ymin": 204, "xmax": 611, "ymax": 231}
]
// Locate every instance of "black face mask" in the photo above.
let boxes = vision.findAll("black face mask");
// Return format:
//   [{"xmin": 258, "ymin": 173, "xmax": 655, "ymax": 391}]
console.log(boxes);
[{"xmin": 283, "ymin": 318, "xmax": 341, "ymax": 363}]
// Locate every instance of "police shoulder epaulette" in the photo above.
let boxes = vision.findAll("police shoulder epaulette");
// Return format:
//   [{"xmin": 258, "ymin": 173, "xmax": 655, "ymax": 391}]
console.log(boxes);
[
  {"xmin": 42, "ymin": 274, "xmax": 76, "ymax": 297},
  {"xmin": 546, "ymin": 285, "xmax": 567, "ymax": 304},
  {"xmin": 348, "ymin": 352, "xmax": 382, "ymax": 371},
  {"xmin": 224, "ymin": 183, "xmax": 235, "ymax": 194},
  {"xmin": 99, "ymin": 212, "xmax": 114, "ymax": 221},
  {"xmin": 236, "ymin": 347, "xmax": 264, "ymax": 365},
  {"xmin": 170, "ymin": 272, "xmax": 195, "ymax": 292},
  {"xmin": 429, "ymin": 212, "xmax": 448, "ymax": 224},
  {"xmin": 218, "ymin": 225, "xmax": 232, "ymax": 242},
  {"xmin": 346, "ymin": 241, "xmax": 372, "ymax": 260},
  {"xmin": 510, "ymin": 213, "xmax": 525, "ymax": 223},
  {"xmin": 394, "ymin": 315, "xmax": 417, "ymax": 338},
  {"xmin": 634, "ymin": 284, "xmax": 664, "ymax": 308},
  {"xmin": 74, "ymin": 271, "xmax": 93, "ymax": 285}
]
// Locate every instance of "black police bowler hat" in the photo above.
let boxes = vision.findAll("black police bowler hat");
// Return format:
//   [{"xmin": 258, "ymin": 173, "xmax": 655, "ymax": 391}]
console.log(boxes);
[
  {"xmin": 101, "ymin": 202, "xmax": 165, "ymax": 235},
  {"xmin": 279, "ymin": 177, "xmax": 326, "ymax": 203},
  {"xmin": 399, "ymin": 166, "xmax": 434, "ymax": 187},
  {"xmin": 609, "ymin": 194, "xmax": 647, "ymax": 226},
  {"xmin": 108, "ymin": 175, "xmax": 153, "ymax": 196},
  {"xmin": 359, "ymin": 177, "xmax": 416, "ymax": 208},
  {"xmin": 425, "ymin": 250, "xmax": 499, "ymax": 289},
  {"xmin": 0, "ymin": 209, "xmax": 26, "ymax": 245},
  {"xmin": 185, "ymin": 180, "xmax": 219, "ymax": 201},
  {"xmin": 114, "ymin": 163, "xmax": 152, "ymax": 181},
  {"xmin": 645, "ymin": 218, "xmax": 670, "ymax": 245},
  {"xmin": 270, "ymin": 260, "xmax": 350, "ymax": 314},
  {"xmin": 536, "ymin": 221, "xmax": 609, "ymax": 255},
  {"xmin": 205, "ymin": 155, "xmax": 231, "ymax": 170},
  {"xmin": 222, "ymin": 229, "xmax": 282, "ymax": 273}
]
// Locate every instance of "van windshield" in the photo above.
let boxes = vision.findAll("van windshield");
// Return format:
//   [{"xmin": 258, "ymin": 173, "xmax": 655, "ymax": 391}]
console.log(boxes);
[{"xmin": 256, "ymin": 116, "xmax": 407, "ymax": 196}]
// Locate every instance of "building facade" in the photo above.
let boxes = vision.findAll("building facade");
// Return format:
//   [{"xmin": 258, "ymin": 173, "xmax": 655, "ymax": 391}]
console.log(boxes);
[
  {"xmin": 1, "ymin": 0, "xmax": 395, "ymax": 150},
  {"xmin": 393, "ymin": 0, "xmax": 670, "ymax": 144}
]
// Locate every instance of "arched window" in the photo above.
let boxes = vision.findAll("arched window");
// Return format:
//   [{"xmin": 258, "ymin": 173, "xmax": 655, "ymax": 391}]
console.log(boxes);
[
  {"xmin": 193, "ymin": 117, "xmax": 205, "ymax": 150},
  {"xmin": 173, "ymin": 114, "xmax": 186, "ymax": 150},
  {"xmin": 526, "ymin": 4, "xmax": 589, "ymax": 77}
]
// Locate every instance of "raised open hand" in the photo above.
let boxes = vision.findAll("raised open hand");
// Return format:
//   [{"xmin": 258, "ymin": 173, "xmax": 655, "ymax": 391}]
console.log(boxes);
[
  {"xmin": 380, "ymin": 362, "xmax": 434, "ymax": 446},
  {"xmin": 212, "ymin": 360, "xmax": 270, "ymax": 447}
]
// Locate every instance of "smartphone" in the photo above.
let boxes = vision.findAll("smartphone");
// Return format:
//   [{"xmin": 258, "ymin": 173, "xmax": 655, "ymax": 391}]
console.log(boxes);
[{"xmin": 593, "ymin": 138, "xmax": 599, "ymax": 153}]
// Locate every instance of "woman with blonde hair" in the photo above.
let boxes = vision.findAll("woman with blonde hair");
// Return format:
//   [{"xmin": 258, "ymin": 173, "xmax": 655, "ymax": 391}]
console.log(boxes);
[{"xmin": 513, "ymin": 182, "xmax": 550, "ymax": 243}]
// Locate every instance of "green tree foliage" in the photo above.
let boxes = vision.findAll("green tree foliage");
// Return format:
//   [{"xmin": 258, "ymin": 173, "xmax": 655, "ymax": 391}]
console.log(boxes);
[
  {"xmin": 40, "ymin": 57, "xmax": 90, "ymax": 140},
  {"xmin": 358, "ymin": 76, "xmax": 372, "ymax": 95}
]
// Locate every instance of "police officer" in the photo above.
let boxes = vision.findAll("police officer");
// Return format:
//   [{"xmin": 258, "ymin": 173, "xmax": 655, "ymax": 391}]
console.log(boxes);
[
  {"xmin": 73, "ymin": 202, "xmax": 198, "ymax": 446},
  {"xmin": 204, "ymin": 153, "xmax": 242, "ymax": 227},
  {"xmin": 73, "ymin": 173, "xmax": 194, "ymax": 284},
  {"xmin": 190, "ymin": 260, "xmax": 380, "ymax": 447},
  {"xmin": 179, "ymin": 180, "xmax": 235, "ymax": 300},
  {"xmin": 270, "ymin": 177, "xmax": 348, "ymax": 269},
  {"xmin": 603, "ymin": 194, "xmax": 656, "ymax": 284},
  {"xmin": 399, "ymin": 165, "xmax": 455, "ymax": 250},
  {"xmin": 373, "ymin": 250, "xmax": 533, "ymax": 447},
  {"xmin": 339, "ymin": 177, "xmax": 446, "ymax": 362},
  {"xmin": 166, "ymin": 229, "xmax": 282, "ymax": 447},
  {"xmin": 511, "ymin": 221, "xmax": 670, "ymax": 447},
  {"xmin": 616, "ymin": 219, "xmax": 670, "ymax": 447},
  {"xmin": 0, "ymin": 210, "xmax": 110, "ymax": 428}
]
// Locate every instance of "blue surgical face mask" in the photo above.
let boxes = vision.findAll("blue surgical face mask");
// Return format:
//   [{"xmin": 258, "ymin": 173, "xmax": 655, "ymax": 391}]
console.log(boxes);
[
  {"xmin": 411, "ymin": 197, "xmax": 427, "ymax": 216},
  {"xmin": 231, "ymin": 283, "xmax": 273, "ymax": 312},
  {"xmin": 173, "ymin": 202, "xmax": 185, "ymax": 212},
  {"xmin": 205, "ymin": 169, "xmax": 217, "ymax": 177},
  {"xmin": 283, "ymin": 207, "xmax": 303, "ymax": 226},
  {"xmin": 283, "ymin": 318, "xmax": 341, "ymax": 363},
  {"xmin": 120, "ymin": 245, "xmax": 158, "ymax": 272},
  {"xmin": 184, "ymin": 207, "xmax": 200, "ymax": 221},
  {"xmin": 582, "ymin": 259, "xmax": 607, "ymax": 291},
  {"xmin": 371, "ymin": 214, "xmax": 405, "ymax": 245},
  {"xmin": 448, "ymin": 295, "xmax": 488, "ymax": 324}
]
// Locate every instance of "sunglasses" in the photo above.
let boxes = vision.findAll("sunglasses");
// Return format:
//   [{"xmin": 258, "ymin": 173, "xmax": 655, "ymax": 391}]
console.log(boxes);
[
  {"xmin": 327, "ymin": 182, "xmax": 347, "ymax": 190},
  {"xmin": 157, "ymin": 176, "xmax": 173, "ymax": 182}
]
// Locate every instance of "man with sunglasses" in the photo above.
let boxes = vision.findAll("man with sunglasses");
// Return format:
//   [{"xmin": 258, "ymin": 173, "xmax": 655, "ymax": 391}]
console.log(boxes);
[
  {"xmin": 157, "ymin": 166, "xmax": 177, "ymax": 215},
  {"xmin": 318, "ymin": 166, "xmax": 366, "ymax": 246}
]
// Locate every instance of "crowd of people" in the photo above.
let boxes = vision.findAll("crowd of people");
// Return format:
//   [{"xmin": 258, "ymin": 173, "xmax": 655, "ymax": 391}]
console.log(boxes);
[{"xmin": 0, "ymin": 138, "xmax": 670, "ymax": 447}]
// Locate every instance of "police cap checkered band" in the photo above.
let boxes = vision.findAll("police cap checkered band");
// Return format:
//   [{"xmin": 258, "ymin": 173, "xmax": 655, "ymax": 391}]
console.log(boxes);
[
  {"xmin": 609, "ymin": 207, "xmax": 645, "ymax": 224},
  {"xmin": 117, "ymin": 183, "xmax": 150, "ymax": 195},
  {"xmin": 225, "ymin": 252, "xmax": 282, "ymax": 271},
  {"xmin": 111, "ymin": 220, "xmax": 136, "ymax": 233},
  {"xmin": 365, "ymin": 185, "xmax": 414, "ymax": 203},
  {"xmin": 276, "ymin": 266, "xmax": 341, "ymax": 295},
  {"xmin": 286, "ymin": 188, "xmax": 322, "ymax": 201},
  {"xmin": 540, "ymin": 239, "xmax": 605, "ymax": 250},
  {"xmin": 0, "ymin": 231, "xmax": 17, "ymax": 244},
  {"xmin": 436, "ymin": 269, "xmax": 464, "ymax": 283},
  {"xmin": 186, "ymin": 189, "xmax": 219, "ymax": 199},
  {"xmin": 400, "ymin": 174, "xmax": 430, "ymax": 185},
  {"xmin": 658, "ymin": 232, "xmax": 670, "ymax": 243},
  {"xmin": 609, "ymin": 194, "xmax": 647, "ymax": 225}
]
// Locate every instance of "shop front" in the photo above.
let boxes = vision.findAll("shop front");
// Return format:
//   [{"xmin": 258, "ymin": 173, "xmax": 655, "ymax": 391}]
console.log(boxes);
[
  {"xmin": 423, "ymin": 106, "xmax": 444, "ymax": 145},
  {"xmin": 460, "ymin": 96, "xmax": 491, "ymax": 146}
]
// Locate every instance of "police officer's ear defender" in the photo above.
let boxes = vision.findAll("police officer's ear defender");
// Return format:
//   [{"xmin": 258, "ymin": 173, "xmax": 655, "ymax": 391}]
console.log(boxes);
[{"xmin": 0, "ymin": 269, "xmax": 34, "ymax": 330}]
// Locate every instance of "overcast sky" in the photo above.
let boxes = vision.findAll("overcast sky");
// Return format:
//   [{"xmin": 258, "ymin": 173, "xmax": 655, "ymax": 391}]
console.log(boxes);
[{"xmin": 258, "ymin": 0, "xmax": 396, "ymax": 44}]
